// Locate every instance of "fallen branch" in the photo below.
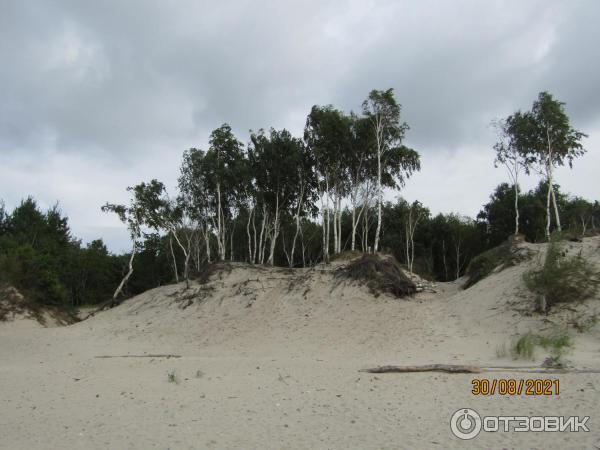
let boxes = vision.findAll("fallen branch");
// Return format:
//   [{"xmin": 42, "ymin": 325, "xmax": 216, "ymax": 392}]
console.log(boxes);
[
  {"xmin": 95, "ymin": 354, "xmax": 181, "ymax": 359},
  {"xmin": 360, "ymin": 364, "xmax": 600, "ymax": 375},
  {"xmin": 360, "ymin": 364, "xmax": 481, "ymax": 374}
]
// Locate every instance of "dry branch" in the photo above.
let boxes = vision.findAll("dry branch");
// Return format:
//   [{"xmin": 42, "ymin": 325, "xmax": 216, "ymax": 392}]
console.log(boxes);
[
  {"xmin": 360, "ymin": 364, "xmax": 600, "ymax": 374},
  {"xmin": 360, "ymin": 364, "xmax": 481, "ymax": 374},
  {"xmin": 95, "ymin": 354, "xmax": 181, "ymax": 359}
]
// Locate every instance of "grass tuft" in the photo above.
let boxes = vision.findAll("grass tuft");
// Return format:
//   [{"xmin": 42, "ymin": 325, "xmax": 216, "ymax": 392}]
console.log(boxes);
[
  {"xmin": 512, "ymin": 332, "xmax": 572, "ymax": 361},
  {"xmin": 167, "ymin": 370, "xmax": 180, "ymax": 384}
]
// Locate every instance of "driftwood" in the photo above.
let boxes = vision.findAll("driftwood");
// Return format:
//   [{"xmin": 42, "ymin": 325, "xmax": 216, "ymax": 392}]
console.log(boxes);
[
  {"xmin": 360, "ymin": 364, "xmax": 600, "ymax": 374},
  {"xmin": 360, "ymin": 364, "xmax": 481, "ymax": 374},
  {"xmin": 95, "ymin": 354, "xmax": 181, "ymax": 359}
]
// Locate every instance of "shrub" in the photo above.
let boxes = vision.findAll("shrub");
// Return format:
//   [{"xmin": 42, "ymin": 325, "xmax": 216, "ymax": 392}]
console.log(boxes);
[
  {"xmin": 167, "ymin": 370, "xmax": 179, "ymax": 384},
  {"xmin": 465, "ymin": 237, "xmax": 533, "ymax": 288},
  {"xmin": 512, "ymin": 332, "xmax": 572, "ymax": 361},
  {"xmin": 523, "ymin": 237, "xmax": 599, "ymax": 311}
]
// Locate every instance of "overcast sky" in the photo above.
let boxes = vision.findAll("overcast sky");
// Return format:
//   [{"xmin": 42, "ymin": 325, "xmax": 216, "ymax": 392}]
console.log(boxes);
[{"xmin": 1, "ymin": 0, "xmax": 598, "ymax": 252}]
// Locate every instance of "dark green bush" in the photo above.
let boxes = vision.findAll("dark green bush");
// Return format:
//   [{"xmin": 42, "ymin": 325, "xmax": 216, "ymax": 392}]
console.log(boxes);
[
  {"xmin": 464, "ymin": 237, "xmax": 532, "ymax": 288},
  {"xmin": 523, "ymin": 237, "xmax": 599, "ymax": 311}
]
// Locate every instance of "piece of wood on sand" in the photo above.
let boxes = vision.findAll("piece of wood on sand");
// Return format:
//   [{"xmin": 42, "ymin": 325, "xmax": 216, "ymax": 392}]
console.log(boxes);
[
  {"xmin": 360, "ymin": 364, "xmax": 481, "ymax": 374},
  {"xmin": 359, "ymin": 364, "xmax": 600, "ymax": 374},
  {"xmin": 95, "ymin": 354, "xmax": 181, "ymax": 359}
]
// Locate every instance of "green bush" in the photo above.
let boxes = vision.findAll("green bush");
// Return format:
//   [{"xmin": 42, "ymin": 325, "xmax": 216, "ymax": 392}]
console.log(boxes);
[
  {"xmin": 513, "ymin": 332, "xmax": 572, "ymax": 361},
  {"xmin": 465, "ymin": 242, "xmax": 512, "ymax": 288},
  {"xmin": 464, "ymin": 237, "xmax": 532, "ymax": 288},
  {"xmin": 523, "ymin": 237, "xmax": 599, "ymax": 311}
]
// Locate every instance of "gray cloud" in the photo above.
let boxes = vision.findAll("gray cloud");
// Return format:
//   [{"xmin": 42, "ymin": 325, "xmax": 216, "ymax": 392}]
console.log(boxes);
[{"xmin": 1, "ymin": 0, "xmax": 598, "ymax": 251}]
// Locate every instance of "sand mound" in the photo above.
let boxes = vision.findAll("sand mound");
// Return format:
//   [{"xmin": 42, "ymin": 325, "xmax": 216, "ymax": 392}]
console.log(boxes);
[
  {"xmin": 0, "ymin": 284, "xmax": 77, "ymax": 327},
  {"xmin": 80, "ymin": 239, "xmax": 600, "ymax": 363}
]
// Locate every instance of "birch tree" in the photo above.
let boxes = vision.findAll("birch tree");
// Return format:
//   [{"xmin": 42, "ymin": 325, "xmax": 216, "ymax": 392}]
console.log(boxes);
[
  {"xmin": 492, "ymin": 116, "xmax": 529, "ymax": 236},
  {"xmin": 304, "ymin": 105, "xmax": 351, "ymax": 260},
  {"xmin": 128, "ymin": 179, "xmax": 198, "ymax": 287},
  {"xmin": 200, "ymin": 125, "xmax": 247, "ymax": 260},
  {"xmin": 101, "ymin": 192, "xmax": 143, "ymax": 301},
  {"xmin": 347, "ymin": 113, "xmax": 375, "ymax": 251},
  {"xmin": 404, "ymin": 201, "xmax": 427, "ymax": 273},
  {"xmin": 249, "ymin": 128, "xmax": 305, "ymax": 265},
  {"xmin": 362, "ymin": 89, "xmax": 420, "ymax": 253},
  {"xmin": 510, "ymin": 92, "xmax": 587, "ymax": 237}
]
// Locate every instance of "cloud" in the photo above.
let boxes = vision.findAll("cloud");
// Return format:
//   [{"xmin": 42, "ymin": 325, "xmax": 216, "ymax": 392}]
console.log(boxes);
[{"xmin": 0, "ymin": 0, "xmax": 598, "ymax": 250}]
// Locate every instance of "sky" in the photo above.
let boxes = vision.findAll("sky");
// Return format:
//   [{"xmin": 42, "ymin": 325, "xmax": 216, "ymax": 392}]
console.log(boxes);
[{"xmin": 1, "ymin": 0, "xmax": 599, "ymax": 252}]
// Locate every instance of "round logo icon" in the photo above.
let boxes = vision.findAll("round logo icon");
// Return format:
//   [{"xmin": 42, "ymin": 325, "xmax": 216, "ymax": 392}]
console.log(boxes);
[{"xmin": 450, "ymin": 408, "xmax": 482, "ymax": 440}]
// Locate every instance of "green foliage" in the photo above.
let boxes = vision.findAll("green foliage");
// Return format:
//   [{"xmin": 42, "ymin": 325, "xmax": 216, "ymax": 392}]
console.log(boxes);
[
  {"xmin": 512, "ymin": 332, "xmax": 572, "ymax": 361},
  {"xmin": 0, "ymin": 199, "xmax": 145, "ymax": 308},
  {"xmin": 508, "ymin": 92, "xmax": 587, "ymax": 172},
  {"xmin": 513, "ymin": 333, "xmax": 537, "ymax": 360},
  {"xmin": 464, "ymin": 238, "xmax": 532, "ymax": 288},
  {"xmin": 523, "ymin": 237, "xmax": 599, "ymax": 310},
  {"xmin": 464, "ymin": 242, "xmax": 513, "ymax": 288},
  {"xmin": 479, "ymin": 181, "xmax": 595, "ymax": 244}
]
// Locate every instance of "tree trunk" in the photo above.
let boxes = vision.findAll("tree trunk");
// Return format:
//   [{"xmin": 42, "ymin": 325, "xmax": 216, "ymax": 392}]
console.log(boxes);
[
  {"xmin": 545, "ymin": 164, "xmax": 553, "ymax": 238},
  {"xmin": 373, "ymin": 119, "xmax": 383, "ymax": 253},
  {"xmin": 514, "ymin": 181, "xmax": 519, "ymax": 236},
  {"xmin": 405, "ymin": 220, "xmax": 410, "ymax": 271},
  {"xmin": 113, "ymin": 243, "xmax": 136, "ymax": 300},
  {"xmin": 246, "ymin": 206, "xmax": 254, "ymax": 263},
  {"xmin": 258, "ymin": 204, "xmax": 267, "ymax": 264},
  {"xmin": 545, "ymin": 128, "xmax": 561, "ymax": 236},
  {"xmin": 204, "ymin": 223, "xmax": 211, "ymax": 263},
  {"xmin": 455, "ymin": 239, "xmax": 461, "ymax": 280},
  {"xmin": 252, "ymin": 207, "xmax": 257, "ymax": 263},
  {"xmin": 337, "ymin": 196, "xmax": 342, "ymax": 253},
  {"xmin": 441, "ymin": 239, "xmax": 448, "ymax": 281},
  {"xmin": 351, "ymin": 203, "xmax": 357, "ymax": 252},
  {"xmin": 321, "ymin": 193, "xmax": 327, "ymax": 262},
  {"xmin": 550, "ymin": 185, "xmax": 561, "ymax": 232},
  {"xmin": 332, "ymin": 194, "xmax": 338, "ymax": 256},
  {"xmin": 230, "ymin": 224, "xmax": 234, "ymax": 262},
  {"xmin": 362, "ymin": 202, "xmax": 370, "ymax": 252},
  {"xmin": 290, "ymin": 181, "xmax": 305, "ymax": 268},
  {"xmin": 268, "ymin": 194, "xmax": 280, "ymax": 266},
  {"xmin": 170, "ymin": 228, "xmax": 191, "ymax": 286},
  {"xmin": 169, "ymin": 236, "xmax": 179, "ymax": 283}
]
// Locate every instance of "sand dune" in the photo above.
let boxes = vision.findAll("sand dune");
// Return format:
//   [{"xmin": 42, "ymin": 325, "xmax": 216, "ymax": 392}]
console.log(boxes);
[{"xmin": 1, "ymin": 238, "xmax": 599, "ymax": 449}]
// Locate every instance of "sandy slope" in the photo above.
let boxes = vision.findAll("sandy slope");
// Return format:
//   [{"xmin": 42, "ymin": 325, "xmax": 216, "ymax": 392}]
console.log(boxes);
[{"xmin": 1, "ymin": 238, "xmax": 599, "ymax": 449}]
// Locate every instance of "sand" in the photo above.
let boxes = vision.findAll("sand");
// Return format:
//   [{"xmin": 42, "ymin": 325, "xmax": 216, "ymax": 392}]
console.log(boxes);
[{"xmin": 1, "ymin": 238, "xmax": 599, "ymax": 449}]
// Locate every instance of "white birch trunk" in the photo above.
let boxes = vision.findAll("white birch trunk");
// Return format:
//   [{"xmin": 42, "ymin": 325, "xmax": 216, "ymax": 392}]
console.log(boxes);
[
  {"xmin": 290, "ymin": 180, "xmax": 304, "ymax": 268},
  {"xmin": 169, "ymin": 236, "xmax": 179, "ymax": 283},
  {"xmin": 373, "ymin": 116, "xmax": 383, "ymax": 253},
  {"xmin": 113, "ymin": 242, "xmax": 136, "ymax": 300},
  {"xmin": 267, "ymin": 193, "xmax": 280, "ymax": 265}
]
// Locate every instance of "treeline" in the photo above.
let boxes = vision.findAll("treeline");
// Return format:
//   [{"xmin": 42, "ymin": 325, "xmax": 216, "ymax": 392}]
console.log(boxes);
[
  {"xmin": 0, "ymin": 198, "xmax": 119, "ymax": 306},
  {"xmin": 1, "ymin": 89, "xmax": 595, "ymax": 307},
  {"xmin": 0, "ymin": 181, "xmax": 597, "ymax": 306},
  {"xmin": 0, "ymin": 198, "xmax": 184, "ymax": 306}
]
